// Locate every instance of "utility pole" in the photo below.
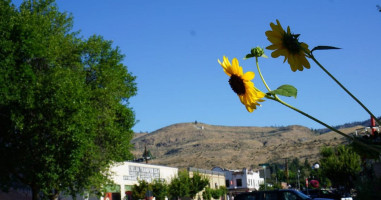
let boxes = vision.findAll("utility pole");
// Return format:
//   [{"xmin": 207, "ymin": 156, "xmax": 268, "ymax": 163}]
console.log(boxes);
[
  {"xmin": 259, "ymin": 163, "xmax": 269, "ymax": 190},
  {"xmin": 285, "ymin": 158, "xmax": 289, "ymax": 186},
  {"xmin": 297, "ymin": 169, "xmax": 300, "ymax": 190},
  {"xmin": 143, "ymin": 145, "xmax": 152, "ymax": 164}
]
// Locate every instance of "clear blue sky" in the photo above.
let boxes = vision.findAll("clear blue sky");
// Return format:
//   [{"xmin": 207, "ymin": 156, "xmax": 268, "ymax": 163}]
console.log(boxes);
[{"xmin": 12, "ymin": 0, "xmax": 381, "ymax": 133}]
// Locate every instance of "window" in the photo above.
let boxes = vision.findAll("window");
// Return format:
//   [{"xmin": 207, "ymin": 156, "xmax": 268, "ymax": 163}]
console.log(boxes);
[
  {"xmin": 235, "ymin": 193, "xmax": 258, "ymax": 200},
  {"xmin": 283, "ymin": 192, "xmax": 298, "ymax": 200},
  {"xmin": 236, "ymin": 179, "xmax": 242, "ymax": 187},
  {"xmin": 226, "ymin": 180, "xmax": 230, "ymax": 187},
  {"xmin": 264, "ymin": 192, "xmax": 278, "ymax": 200}
]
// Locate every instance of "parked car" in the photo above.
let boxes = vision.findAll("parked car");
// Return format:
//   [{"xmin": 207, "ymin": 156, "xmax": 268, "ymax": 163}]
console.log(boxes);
[
  {"xmin": 234, "ymin": 189, "xmax": 334, "ymax": 200},
  {"xmin": 301, "ymin": 189, "xmax": 352, "ymax": 200}
]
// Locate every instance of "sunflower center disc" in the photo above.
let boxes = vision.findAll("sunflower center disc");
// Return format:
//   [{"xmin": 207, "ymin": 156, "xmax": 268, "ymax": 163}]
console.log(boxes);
[
  {"xmin": 283, "ymin": 34, "xmax": 300, "ymax": 54},
  {"xmin": 229, "ymin": 75, "xmax": 246, "ymax": 95}
]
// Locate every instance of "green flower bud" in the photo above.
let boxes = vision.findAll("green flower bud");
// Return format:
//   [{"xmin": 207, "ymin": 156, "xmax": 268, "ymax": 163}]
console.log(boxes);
[{"xmin": 251, "ymin": 46, "xmax": 266, "ymax": 58}]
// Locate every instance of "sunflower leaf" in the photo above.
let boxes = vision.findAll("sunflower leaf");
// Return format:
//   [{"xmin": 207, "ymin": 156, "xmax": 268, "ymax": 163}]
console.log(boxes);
[
  {"xmin": 268, "ymin": 85, "xmax": 297, "ymax": 98},
  {"xmin": 311, "ymin": 45, "xmax": 341, "ymax": 53},
  {"xmin": 244, "ymin": 54, "xmax": 254, "ymax": 60}
]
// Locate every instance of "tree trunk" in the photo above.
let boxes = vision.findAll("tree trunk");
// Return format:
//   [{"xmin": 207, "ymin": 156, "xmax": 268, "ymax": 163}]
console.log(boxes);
[
  {"xmin": 31, "ymin": 184, "xmax": 40, "ymax": 200},
  {"xmin": 49, "ymin": 189, "xmax": 60, "ymax": 200}
]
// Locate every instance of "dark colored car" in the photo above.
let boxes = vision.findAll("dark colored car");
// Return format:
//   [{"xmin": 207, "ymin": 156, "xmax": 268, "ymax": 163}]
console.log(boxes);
[
  {"xmin": 234, "ymin": 189, "xmax": 333, "ymax": 200},
  {"xmin": 301, "ymin": 189, "xmax": 350, "ymax": 200}
]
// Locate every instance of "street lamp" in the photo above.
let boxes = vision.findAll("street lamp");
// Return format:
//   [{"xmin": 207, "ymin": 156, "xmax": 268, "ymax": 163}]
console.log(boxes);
[
  {"xmin": 311, "ymin": 163, "xmax": 320, "ymax": 188},
  {"xmin": 313, "ymin": 163, "xmax": 319, "ymax": 181}
]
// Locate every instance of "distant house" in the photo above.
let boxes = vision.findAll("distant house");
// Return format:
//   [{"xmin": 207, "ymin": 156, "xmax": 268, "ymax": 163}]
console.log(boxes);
[{"xmin": 212, "ymin": 167, "xmax": 264, "ymax": 196}]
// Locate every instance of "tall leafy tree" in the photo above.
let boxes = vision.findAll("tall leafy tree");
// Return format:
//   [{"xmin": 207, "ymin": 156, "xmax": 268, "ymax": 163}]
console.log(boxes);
[
  {"xmin": 168, "ymin": 170, "xmax": 190, "ymax": 199},
  {"xmin": 189, "ymin": 172, "xmax": 209, "ymax": 198},
  {"xmin": 319, "ymin": 145, "xmax": 361, "ymax": 192},
  {"xmin": 0, "ymin": 0, "xmax": 136, "ymax": 199},
  {"xmin": 168, "ymin": 170, "xmax": 209, "ymax": 199},
  {"xmin": 151, "ymin": 179, "xmax": 168, "ymax": 200},
  {"xmin": 132, "ymin": 180, "xmax": 152, "ymax": 200}
]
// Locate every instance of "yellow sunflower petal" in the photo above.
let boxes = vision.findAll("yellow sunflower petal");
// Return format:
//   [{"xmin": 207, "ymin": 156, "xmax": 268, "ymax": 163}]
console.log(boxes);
[
  {"xmin": 218, "ymin": 59, "xmax": 232, "ymax": 76},
  {"xmin": 246, "ymin": 105, "xmax": 254, "ymax": 113},
  {"xmin": 271, "ymin": 48, "xmax": 287, "ymax": 58},
  {"xmin": 287, "ymin": 55, "xmax": 297, "ymax": 72},
  {"xmin": 265, "ymin": 30, "xmax": 283, "ymax": 39},
  {"xmin": 231, "ymin": 58, "xmax": 242, "ymax": 75},
  {"xmin": 300, "ymin": 54, "xmax": 311, "ymax": 69},
  {"xmin": 266, "ymin": 20, "xmax": 312, "ymax": 72},
  {"xmin": 242, "ymin": 71, "xmax": 255, "ymax": 81},
  {"xmin": 301, "ymin": 42, "xmax": 310, "ymax": 53},
  {"xmin": 223, "ymin": 56, "xmax": 231, "ymax": 66},
  {"xmin": 219, "ymin": 56, "xmax": 264, "ymax": 112},
  {"xmin": 267, "ymin": 37, "xmax": 283, "ymax": 45}
]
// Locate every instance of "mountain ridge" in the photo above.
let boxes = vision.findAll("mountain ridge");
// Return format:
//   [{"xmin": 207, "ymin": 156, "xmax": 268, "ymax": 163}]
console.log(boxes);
[{"xmin": 131, "ymin": 121, "xmax": 368, "ymax": 170}]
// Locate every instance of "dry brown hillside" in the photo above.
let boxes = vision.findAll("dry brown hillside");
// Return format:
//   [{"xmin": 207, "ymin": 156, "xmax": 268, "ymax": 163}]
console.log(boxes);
[{"xmin": 131, "ymin": 122, "xmax": 362, "ymax": 170}]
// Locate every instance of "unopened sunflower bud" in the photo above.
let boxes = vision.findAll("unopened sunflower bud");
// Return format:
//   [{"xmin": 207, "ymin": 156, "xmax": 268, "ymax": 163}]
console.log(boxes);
[{"xmin": 251, "ymin": 47, "xmax": 265, "ymax": 57}]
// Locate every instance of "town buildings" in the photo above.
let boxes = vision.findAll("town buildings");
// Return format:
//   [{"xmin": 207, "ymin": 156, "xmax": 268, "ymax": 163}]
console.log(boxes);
[
  {"xmin": 0, "ymin": 162, "xmax": 265, "ymax": 200},
  {"xmin": 103, "ymin": 161, "xmax": 178, "ymax": 200},
  {"xmin": 212, "ymin": 167, "xmax": 264, "ymax": 196}
]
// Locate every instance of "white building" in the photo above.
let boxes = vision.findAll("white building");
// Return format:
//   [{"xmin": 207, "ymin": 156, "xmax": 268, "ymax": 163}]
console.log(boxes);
[
  {"xmin": 0, "ymin": 161, "xmax": 178, "ymax": 200},
  {"xmin": 212, "ymin": 167, "xmax": 264, "ymax": 195},
  {"xmin": 103, "ymin": 161, "xmax": 178, "ymax": 200}
]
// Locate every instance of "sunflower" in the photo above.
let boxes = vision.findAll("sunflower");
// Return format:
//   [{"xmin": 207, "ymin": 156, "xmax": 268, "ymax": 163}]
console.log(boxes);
[
  {"xmin": 265, "ymin": 19, "xmax": 311, "ymax": 72},
  {"xmin": 218, "ymin": 56, "xmax": 265, "ymax": 112}
]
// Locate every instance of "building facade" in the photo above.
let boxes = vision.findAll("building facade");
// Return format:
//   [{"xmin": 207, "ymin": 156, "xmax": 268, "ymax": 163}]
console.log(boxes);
[
  {"xmin": 212, "ymin": 167, "xmax": 264, "ymax": 196},
  {"xmin": 102, "ymin": 161, "xmax": 178, "ymax": 200}
]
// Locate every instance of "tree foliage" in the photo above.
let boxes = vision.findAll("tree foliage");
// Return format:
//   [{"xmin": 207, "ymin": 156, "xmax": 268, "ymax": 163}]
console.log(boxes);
[
  {"xmin": 202, "ymin": 186, "xmax": 227, "ymax": 200},
  {"xmin": 132, "ymin": 180, "xmax": 152, "ymax": 200},
  {"xmin": 168, "ymin": 170, "xmax": 209, "ymax": 199},
  {"xmin": 151, "ymin": 179, "xmax": 168, "ymax": 200},
  {"xmin": 319, "ymin": 145, "xmax": 361, "ymax": 191},
  {"xmin": 0, "ymin": 0, "xmax": 136, "ymax": 199}
]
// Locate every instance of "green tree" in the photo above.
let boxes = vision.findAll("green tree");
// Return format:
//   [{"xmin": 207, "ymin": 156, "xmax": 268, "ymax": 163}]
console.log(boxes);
[
  {"xmin": 151, "ymin": 179, "xmax": 168, "ymax": 200},
  {"xmin": 210, "ymin": 186, "xmax": 227, "ymax": 199},
  {"xmin": 168, "ymin": 170, "xmax": 190, "ymax": 199},
  {"xmin": 168, "ymin": 170, "xmax": 209, "ymax": 199},
  {"xmin": 132, "ymin": 180, "xmax": 152, "ymax": 200},
  {"xmin": 319, "ymin": 145, "xmax": 361, "ymax": 192},
  {"xmin": 189, "ymin": 172, "xmax": 209, "ymax": 198},
  {"xmin": 202, "ymin": 187, "xmax": 212, "ymax": 200},
  {"xmin": 0, "ymin": 1, "xmax": 136, "ymax": 199}
]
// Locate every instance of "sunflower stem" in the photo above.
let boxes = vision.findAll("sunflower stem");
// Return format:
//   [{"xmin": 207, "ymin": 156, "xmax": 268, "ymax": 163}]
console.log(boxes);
[
  {"xmin": 267, "ymin": 96, "xmax": 381, "ymax": 154},
  {"xmin": 256, "ymin": 57, "xmax": 272, "ymax": 92},
  {"xmin": 308, "ymin": 53, "xmax": 381, "ymax": 126}
]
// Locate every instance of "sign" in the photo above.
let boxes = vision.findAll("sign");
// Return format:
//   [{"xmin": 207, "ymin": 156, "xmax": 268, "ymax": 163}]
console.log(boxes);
[{"xmin": 123, "ymin": 165, "xmax": 160, "ymax": 182}]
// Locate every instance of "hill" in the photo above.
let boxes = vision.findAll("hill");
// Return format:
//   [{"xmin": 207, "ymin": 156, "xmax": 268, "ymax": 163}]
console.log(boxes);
[{"xmin": 131, "ymin": 122, "xmax": 363, "ymax": 170}]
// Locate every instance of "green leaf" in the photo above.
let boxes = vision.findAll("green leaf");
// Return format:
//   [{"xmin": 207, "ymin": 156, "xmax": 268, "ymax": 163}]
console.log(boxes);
[
  {"xmin": 244, "ymin": 54, "xmax": 254, "ymax": 60},
  {"xmin": 311, "ymin": 45, "xmax": 341, "ymax": 53},
  {"xmin": 268, "ymin": 85, "xmax": 297, "ymax": 98}
]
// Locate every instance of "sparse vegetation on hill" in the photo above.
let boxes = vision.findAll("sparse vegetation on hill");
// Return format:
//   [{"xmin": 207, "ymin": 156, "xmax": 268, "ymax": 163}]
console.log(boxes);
[
  {"xmin": 131, "ymin": 122, "xmax": 363, "ymax": 170},
  {"xmin": 316, "ymin": 117, "xmax": 380, "ymax": 134}
]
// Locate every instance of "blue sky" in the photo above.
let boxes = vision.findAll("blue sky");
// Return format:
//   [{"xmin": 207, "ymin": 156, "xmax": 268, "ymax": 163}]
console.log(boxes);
[{"xmin": 12, "ymin": 0, "xmax": 381, "ymax": 132}]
